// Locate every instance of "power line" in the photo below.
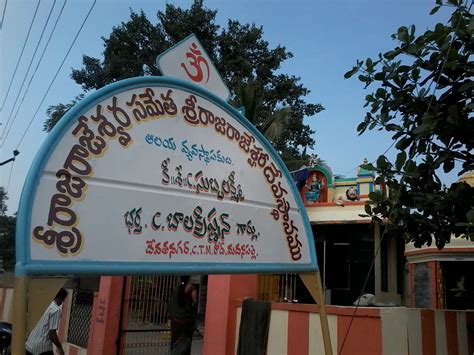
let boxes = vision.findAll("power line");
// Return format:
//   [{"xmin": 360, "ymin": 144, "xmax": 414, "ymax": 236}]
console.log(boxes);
[
  {"xmin": 14, "ymin": 0, "xmax": 97, "ymax": 150},
  {"xmin": 0, "ymin": 0, "xmax": 57, "ymax": 140},
  {"xmin": 341, "ymin": 140, "xmax": 396, "ymax": 177},
  {"xmin": 6, "ymin": 159, "xmax": 15, "ymax": 194},
  {"xmin": 0, "ymin": 0, "xmax": 67, "ymax": 147},
  {"xmin": 0, "ymin": 0, "xmax": 41, "ymax": 112},
  {"xmin": 0, "ymin": 0, "xmax": 7, "ymax": 30}
]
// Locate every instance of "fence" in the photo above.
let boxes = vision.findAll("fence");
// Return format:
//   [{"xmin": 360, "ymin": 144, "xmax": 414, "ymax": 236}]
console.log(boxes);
[{"xmin": 234, "ymin": 301, "xmax": 474, "ymax": 355}]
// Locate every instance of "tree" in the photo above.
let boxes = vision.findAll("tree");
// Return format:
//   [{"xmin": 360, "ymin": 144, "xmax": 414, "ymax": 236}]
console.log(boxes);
[
  {"xmin": 345, "ymin": 0, "xmax": 473, "ymax": 248},
  {"xmin": 0, "ymin": 187, "xmax": 7, "ymax": 216},
  {"xmin": 44, "ymin": 0, "xmax": 323, "ymax": 161},
  {"xmin": 43, "ymin": 94, "xmax": 84, "ymax": 132},
  {"xmin": 0, "ymin": 188, "xmax": 15, "ymax": 270}
]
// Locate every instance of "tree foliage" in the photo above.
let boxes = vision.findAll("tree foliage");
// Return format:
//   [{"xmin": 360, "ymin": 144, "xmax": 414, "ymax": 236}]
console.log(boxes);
[
  {"xmin": 0, "ymin": 187, "xmax": 7, "ymax": 216},
  {"xmin": 44, "ymin": 0, "xmax": 323, "ymax": 159},
  {"xmin": 43, "ymin": 94, "xmax": 84, "ymax": 132},
  {"xmin": 345, "ymin": 0, "xmax": 473, "ymax": 248},
  {"xmin": 0, "ymin": 188, "xmax": 15, "ymax": 270}
]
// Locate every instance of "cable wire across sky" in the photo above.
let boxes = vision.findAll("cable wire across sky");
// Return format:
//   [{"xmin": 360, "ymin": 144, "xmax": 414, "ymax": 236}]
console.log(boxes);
[
  {"xmin": 0, "ymin": 0, "xmax": 96, "ymax": 151},
  {"xmin": 0, "ymin": 0, "xmax": 57, "ymax": 141},
  {"xmin": 0, "ymin": 0, "xmax": 68, "ymax": 147},
  {"xmin": 0, "ymin": 0, "xmax": 8, "ymax": 30},
  {"xmin": 0, "ymin": 0, "xmax": 41, "ymax": 112}
]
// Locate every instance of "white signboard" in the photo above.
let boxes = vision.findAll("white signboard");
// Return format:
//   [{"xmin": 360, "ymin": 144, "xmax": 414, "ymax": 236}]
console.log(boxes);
[
  {"xmin": 156, "ymin": 34, "xmax": 231, "ymax": 101},
  {"xmin": 17, "ymin": 77, "xmax": 317, "ymax": 275}
]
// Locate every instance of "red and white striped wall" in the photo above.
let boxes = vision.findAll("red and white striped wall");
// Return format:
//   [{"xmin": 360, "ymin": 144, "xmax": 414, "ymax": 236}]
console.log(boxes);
[
  {"xmin": 404, "ymin": 308, "xmax": 473, "ymax": 355},
  {"xmin": 234, "ymin": 302, "xmax": 474, "ymax": 355}
]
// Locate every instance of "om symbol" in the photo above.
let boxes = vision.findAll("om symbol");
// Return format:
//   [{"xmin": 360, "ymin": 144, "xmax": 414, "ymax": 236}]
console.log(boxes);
[{"xmin": 181, "ymin": 42, "xmax": 210, "ymax": 83}]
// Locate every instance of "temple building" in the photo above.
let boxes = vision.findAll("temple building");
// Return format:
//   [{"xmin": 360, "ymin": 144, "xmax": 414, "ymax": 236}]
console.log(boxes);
[{"xmin": 289, "ymin": 156, "xmax": 403, "ymax": 306}]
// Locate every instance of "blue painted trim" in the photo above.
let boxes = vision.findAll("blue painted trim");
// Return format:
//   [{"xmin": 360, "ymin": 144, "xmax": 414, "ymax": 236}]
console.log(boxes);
[
  {"xmin": 357, "ymin": 173, "xmax": 375, "ymax": 178},
  {"xmin": 369, "ymin": 182, "xmax": 374, "ymax": 193},
  {"xmin": 335, "ymin": 177, "xmax": 356, "ymax": 182},
  {"xmin": 334, "ymin": 183, "xmax": 358, "ymax": 188},
  {"xmin": 18, "ymin": 261, "xmax": 317, "ymax": 276},
  {"xmin": 16, "ymin": 76, "xmax": 318, "ymax": 276},
  {"xmin": 155, "ymin": 33, "xmax": 231, "ymax": 102}
]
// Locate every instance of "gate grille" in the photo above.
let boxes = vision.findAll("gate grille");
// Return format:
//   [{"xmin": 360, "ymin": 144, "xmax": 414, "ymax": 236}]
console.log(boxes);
[
  {"xmin": 127, "ymin": 275, "xmax": 179, "ymax": 325},
  {"xmin": 257, "ymin": 274, "xmax": 300, "ymax": 302},
  {"xmin": 121, "ymin": 276, "xmax": 179, "ymax": 354},
  {"xmin": 67, "ymin": 289, "xmax": 93, "ymax": 348}
]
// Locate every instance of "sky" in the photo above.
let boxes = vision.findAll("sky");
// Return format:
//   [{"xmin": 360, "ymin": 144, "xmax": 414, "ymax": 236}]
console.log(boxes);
[{"xmin": 0, "ymin": 0, "xmax": 454, "ymax": 215}]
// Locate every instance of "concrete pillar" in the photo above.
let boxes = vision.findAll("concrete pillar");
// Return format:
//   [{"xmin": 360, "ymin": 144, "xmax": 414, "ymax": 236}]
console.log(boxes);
[
  {"xmin": 87, "ymin": 276, "xmax": 125, "ymax": 355},
  {"xmin": 203, "ymin": 275, "xmax": 258, "ymax": 355},
  {"xmin": 427, "ymin": 261, "xmax": 438, "ymax": 308}
]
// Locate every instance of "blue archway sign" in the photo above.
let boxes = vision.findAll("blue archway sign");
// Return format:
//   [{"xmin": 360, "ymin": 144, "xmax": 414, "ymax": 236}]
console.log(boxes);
[{"xmin": 16, "ymin": 76, "xmax": 318, "ymax": 276}]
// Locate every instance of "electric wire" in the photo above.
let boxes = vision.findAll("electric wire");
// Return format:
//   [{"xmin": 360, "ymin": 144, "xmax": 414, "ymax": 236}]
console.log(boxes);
[
  {"xmin": 0, "ymin": 0, "xmax": 67, "ymax": 147},
  {"xmin": 340, "ymin": 138, "xmax": 397, "ymax": 177},
  {"xmin": 338, "ymin": 3, "xmax": 471, "ymax": 353},
  {"xmin": 14, "ymin": 0, "xmax": 97, "ymax": 150},
  {"xmin": 0, "ymin": 0, "xmax": 57, "ymax": 141},
  {"xmin": 0, "ymin": 0, "xmax": 8, "ymax": 30},
  {"xmin": 0, "ymin": 0, "xmax": 41, "ymax": 112},
  {"xmin": 5, "ymin": 159, "xmax": 14, "ymax": 194}
]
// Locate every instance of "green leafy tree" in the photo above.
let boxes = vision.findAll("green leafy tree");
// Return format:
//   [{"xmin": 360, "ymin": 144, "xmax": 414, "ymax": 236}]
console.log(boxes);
[
  {"xmin": 0, "ymin": 187, "xmax": 7, "ymax": 216},
  {"xmin": 0, "ymin": 188, "xmax": 15, "ymax": 270},
  {"xmin": 43, "ymin": 94, "xmax": 84, "ymax": 131},
  {"xmin": 44, "ymin": 1, "xmax": 323, "ymax": 161},
  {"xmin": 345, "ymin": 0, "xmax": 473, "ymax": 248}
]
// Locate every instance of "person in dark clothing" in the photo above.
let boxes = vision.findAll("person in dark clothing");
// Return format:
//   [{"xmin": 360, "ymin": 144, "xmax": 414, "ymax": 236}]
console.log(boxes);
[{"xmin": 168, "ymin": 275, "xmax": 197, "ymax": 355}]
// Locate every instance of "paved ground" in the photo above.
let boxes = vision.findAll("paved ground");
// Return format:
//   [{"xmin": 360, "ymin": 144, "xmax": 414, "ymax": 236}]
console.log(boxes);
[
  {"xmin": 191, "ymin": 337, "xmax": 204, "ymax": 355},
  {"xmin": 123, "ymin": 334, "xmax": 203, "ymax": 355},
  {"xmin": 123, "ymin": 321, "xmax": 204, "ymax": 355}
]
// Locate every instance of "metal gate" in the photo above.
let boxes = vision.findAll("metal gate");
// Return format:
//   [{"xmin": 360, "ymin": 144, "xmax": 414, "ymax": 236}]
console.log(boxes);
[
  {"xmin": 120, "ymin": 275, "xmax": 179, "ymax": 355},
  {"xmin": 257, "ymin": 274, "xmax": 300, "ymax": 302}
]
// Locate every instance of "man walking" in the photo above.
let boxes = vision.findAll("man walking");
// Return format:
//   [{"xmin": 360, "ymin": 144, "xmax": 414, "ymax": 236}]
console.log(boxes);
[{"xmin": 25, "ymin": 288, "xmax": 68, "ymax": 355}]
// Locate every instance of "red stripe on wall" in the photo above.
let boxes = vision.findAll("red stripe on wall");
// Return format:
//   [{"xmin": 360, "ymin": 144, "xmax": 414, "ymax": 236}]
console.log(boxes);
[
  {"xmin": 421, "ymin": 310, "xmax": 436, "ymax": 355},
  {"xmin": 337, "ymin": 313, "xmax": 382, "ymax": 355},
  {"xmin": 68, "ymin": 345, "xmax": 78, "ymax": 355},
  {"xmin": 58, "ymin": 294, "xmax": 69, "ymax": 341},
  {"xmin": 287, "ymin": 311, "xmax": 309, "ymax": 355},
  {"xmin": 428, "ymin": 262, "xmax": 438, "ymax": 308},
  {"xmin": 466, "ymin": 312, "xmax": 474, "ymax": 355},
  {"xmin": 445, "ymin": 311, "xmax": 458, "ymax": 355}
]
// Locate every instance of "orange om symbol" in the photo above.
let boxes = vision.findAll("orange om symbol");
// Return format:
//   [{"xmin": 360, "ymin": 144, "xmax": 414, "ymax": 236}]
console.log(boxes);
[{"xmin": 181, "ymin": 42, "xmax": 210, "ymax": 83}]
